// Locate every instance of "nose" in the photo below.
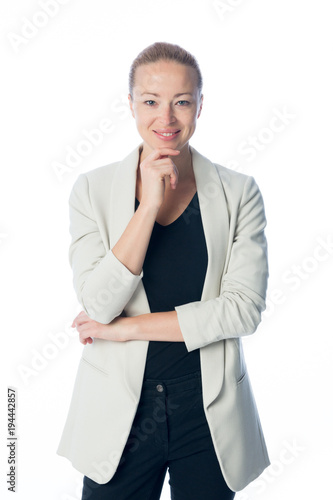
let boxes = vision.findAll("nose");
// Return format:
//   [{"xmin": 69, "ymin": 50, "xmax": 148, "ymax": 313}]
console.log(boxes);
[{"xmin": 159, "ymin": 104, "xmax": 176, "ymax": 124}]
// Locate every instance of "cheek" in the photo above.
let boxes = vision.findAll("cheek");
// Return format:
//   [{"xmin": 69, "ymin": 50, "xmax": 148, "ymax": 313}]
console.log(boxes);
[
  {"xmin": 183, "ymin": 111, "xmax": 198, "ymax": 127},
  {"xmin": 183, "ymin": 105, "xmax": 199, "ymax": 119},
  {"xmin": 135, "ymin": 111, "xmax": 154, "ymax": 127}
]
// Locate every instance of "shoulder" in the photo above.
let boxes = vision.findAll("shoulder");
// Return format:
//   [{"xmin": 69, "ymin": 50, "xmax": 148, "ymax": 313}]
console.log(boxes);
[
  {"xmin": 192, "ymin": 147, "xmax": 261, "ymax": 203},
  {"xmin": 74, "ymin": 160, "xmax": 121, "ymax": 187},
  {"xmin": 86, "ymin": 160, "xmax": 121, "ymax": 181},
  {"xmin": 214, "ymin": 162, "xmax": 251, "ymax": 187},
  {"xmin": 68, "ymin": 160, "xmax": 122, "ymax": 206},
  {"xmin": 208, "ymin": 160, "xmax": 267, "ymax": 228},
  {"xmin": 213, "ymin": 162, "xmax": 261, "ymax": 201},
  {"xmin": 70, "ymin": 145, "xmax": 140, "ymax": 196}
]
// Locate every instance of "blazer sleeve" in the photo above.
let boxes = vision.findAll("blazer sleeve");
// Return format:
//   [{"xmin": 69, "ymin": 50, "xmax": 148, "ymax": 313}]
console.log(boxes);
[
  {"xmin": 175, "ymin": 175, "xmax": 268, "ymax": 352},
  {"xmin": 68, "ymin": 173, "xmax": 143, "ymax": 323}
]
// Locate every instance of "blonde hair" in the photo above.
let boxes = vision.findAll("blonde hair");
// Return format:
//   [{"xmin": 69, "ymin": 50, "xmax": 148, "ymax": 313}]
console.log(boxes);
[{"xmin": 129, "ymin": 42, "xmax": 203, "ymax": 97}]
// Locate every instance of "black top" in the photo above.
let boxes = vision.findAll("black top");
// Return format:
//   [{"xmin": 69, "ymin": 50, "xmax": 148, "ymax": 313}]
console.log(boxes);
[{"xmin": 134, "ymin": 192, "xmax": 208, "ymax": 380}]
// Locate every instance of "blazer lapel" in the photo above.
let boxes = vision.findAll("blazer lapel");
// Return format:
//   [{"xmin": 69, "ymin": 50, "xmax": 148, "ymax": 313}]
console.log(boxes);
[
  {"xmin": 108, "ymin": 144, "xmax": 230, "ymax": 408},
  {"xmin": 190, "ymin": 146, "xmax": 230, "ymax": 408}
]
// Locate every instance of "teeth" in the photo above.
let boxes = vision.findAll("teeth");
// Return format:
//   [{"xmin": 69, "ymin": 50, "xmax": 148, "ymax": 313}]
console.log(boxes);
[{"xmin": 159, "ymin": 132, "xmax": 177, "ymax": 136}]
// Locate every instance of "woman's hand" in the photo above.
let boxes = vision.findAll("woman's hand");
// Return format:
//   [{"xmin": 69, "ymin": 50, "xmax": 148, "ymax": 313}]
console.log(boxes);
[
  {"xmin": 139, "ymin": 148, "xmax": 180, "ymax": 209},
  {"xmin": 72, "ymin": 311, "xmax": 129, "ymax": 345}
]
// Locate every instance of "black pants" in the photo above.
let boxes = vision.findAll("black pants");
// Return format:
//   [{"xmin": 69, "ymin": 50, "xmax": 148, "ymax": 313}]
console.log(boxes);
[{"xmin": 82, "ymin": 370, "xmax": 235, "ymax": 500}]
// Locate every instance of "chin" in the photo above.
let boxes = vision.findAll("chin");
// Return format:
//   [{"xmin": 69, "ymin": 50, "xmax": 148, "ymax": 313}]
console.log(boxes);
[{"xmin": 152, "ymin": 136, "xmax": 188, "ymax": 150}]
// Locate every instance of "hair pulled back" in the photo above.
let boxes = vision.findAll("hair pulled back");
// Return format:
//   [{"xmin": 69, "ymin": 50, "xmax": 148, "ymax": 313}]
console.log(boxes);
[{"xmin": 129, "ymin": 42, "xmax": 203, "ymax": 97}]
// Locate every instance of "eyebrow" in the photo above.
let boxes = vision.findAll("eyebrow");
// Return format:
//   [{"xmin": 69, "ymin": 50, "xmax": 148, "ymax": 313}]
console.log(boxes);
[{"xmin": 140, "ymin": 92, "xmax": 193, "ymax": 98}]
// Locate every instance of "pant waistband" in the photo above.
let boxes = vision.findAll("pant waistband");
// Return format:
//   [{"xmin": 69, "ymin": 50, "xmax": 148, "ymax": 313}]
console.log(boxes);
[{"xmin": 141, "ymin": 370, "xmax": 202, "ymax": 397}]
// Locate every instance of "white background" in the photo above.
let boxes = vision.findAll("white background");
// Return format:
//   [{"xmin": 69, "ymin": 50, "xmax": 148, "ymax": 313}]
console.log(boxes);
[{"xmin": 1, "ymin": 0, "xmax": 332, "ymax": 499}]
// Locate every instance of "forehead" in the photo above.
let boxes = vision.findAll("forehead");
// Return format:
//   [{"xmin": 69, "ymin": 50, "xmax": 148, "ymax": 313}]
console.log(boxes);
[{"xmin": 134, "ymin": 60, "xmax": 198, "ymax": 93}]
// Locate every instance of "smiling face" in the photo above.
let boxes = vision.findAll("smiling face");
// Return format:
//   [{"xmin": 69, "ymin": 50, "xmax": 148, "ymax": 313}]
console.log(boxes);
[{"xmin": 128, "ymin": 60, "xmax": 203, "ymax": 157}]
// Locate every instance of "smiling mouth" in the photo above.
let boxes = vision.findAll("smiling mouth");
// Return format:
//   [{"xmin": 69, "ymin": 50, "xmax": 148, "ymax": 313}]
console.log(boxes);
[{"xmin": 153, "ymin": 130, "xmax": 181, "ymax": 137}]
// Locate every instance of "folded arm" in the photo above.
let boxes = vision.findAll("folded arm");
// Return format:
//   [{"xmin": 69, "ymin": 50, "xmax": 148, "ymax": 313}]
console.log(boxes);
[
  {"xmin": 121, "ymin": 175, "xmax": 268, "ymax": 351},
  {"xmin": 68, "ymin": 173, "xmax": 153, "ymax": 323},
  {"xmin": 70, "ymin": 173, "xmax": 268, "ymax": 351}
]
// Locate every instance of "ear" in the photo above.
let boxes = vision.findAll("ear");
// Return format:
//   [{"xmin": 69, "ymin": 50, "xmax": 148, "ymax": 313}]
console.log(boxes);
[
  {"xmin": 128, "ymin": 94, "xmax": 135, "ymax": 118},
  {"xmin": 197, "ymin": 94, "xmax": 204, "ymax": 119}
]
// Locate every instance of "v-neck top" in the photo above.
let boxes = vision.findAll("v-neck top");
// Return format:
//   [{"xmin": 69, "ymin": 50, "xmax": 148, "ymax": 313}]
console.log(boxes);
[{"xmin": 134, "ymin": 192, "xmax": 208, "ymax": 380}]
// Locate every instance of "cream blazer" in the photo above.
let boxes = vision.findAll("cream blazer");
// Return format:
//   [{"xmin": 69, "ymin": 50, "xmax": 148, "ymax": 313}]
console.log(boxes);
[{"xmin": 57, "ymin": 144, "xmax": 270, "ymax": 492}]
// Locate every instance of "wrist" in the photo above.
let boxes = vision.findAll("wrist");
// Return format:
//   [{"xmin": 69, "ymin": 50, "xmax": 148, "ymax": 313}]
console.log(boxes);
[
  {"xmin": 137, "ymin": 200, "xmax": 161, "ymax": 217},
  {"xmin": 121, "ymin": 316, "xmax": 139, "ymax": 341}
]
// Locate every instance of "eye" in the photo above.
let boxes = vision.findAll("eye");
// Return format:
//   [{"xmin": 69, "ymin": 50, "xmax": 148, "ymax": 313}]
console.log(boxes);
[
  {"xmin": 177, "ymin": 100, "xmax": 190, "ymax": 106},
  {"xmin": 144, "ymin": 100, "xmax": 156, "ymax": 106}
]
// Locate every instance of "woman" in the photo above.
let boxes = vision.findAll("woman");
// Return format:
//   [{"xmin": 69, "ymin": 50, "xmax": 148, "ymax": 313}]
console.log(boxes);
[{"xmin": 57, "ymin": 42, "xmax": 270, "ymax": 499}]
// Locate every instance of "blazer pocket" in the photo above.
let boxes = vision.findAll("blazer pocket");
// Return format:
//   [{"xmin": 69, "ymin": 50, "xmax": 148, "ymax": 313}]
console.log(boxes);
[
  {"xmin": 236, "ymin": 370, "xmax": 248, "ymax": 386},
  {"xmin": 81, "ymin": 356, "xmax": 110, "ymax": 376}
]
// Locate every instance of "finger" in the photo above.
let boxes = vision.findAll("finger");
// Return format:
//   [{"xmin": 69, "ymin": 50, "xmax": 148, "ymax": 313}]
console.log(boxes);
[
  {"xmin": 72, "ymin": 310, "xmax": 87, "ymax": 326},
  {"xmin": 146, "ymin": 148, "xmax": 180, "ymax": 161},
  {"xmin": 76, "ymin": 322, "xmax": 94, "ymax": 331},
  {"xmin": 75, "ymin": 315, "xmax": 91, "ymax": 327},
  {"xmin": 153, "ymin": 160, "xmax": 179, "ymax": 189},
  {"xmin": 76, "ymin": 323, "xmax": 101, "ymax": 341},
  {"xmin": 78, "ymin": 327, "xmax": 94, "ymax": 342},
  {"xmin": 80, "ymin": 336, "xmax": 93, "ymax": 345},
  {"xmin": 169, "ymin": 169, "xmax": 178, "ymax": 189},
  {"xmin": 81, "ymin": 334, "xmax": 93, "ymax": 344}
]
